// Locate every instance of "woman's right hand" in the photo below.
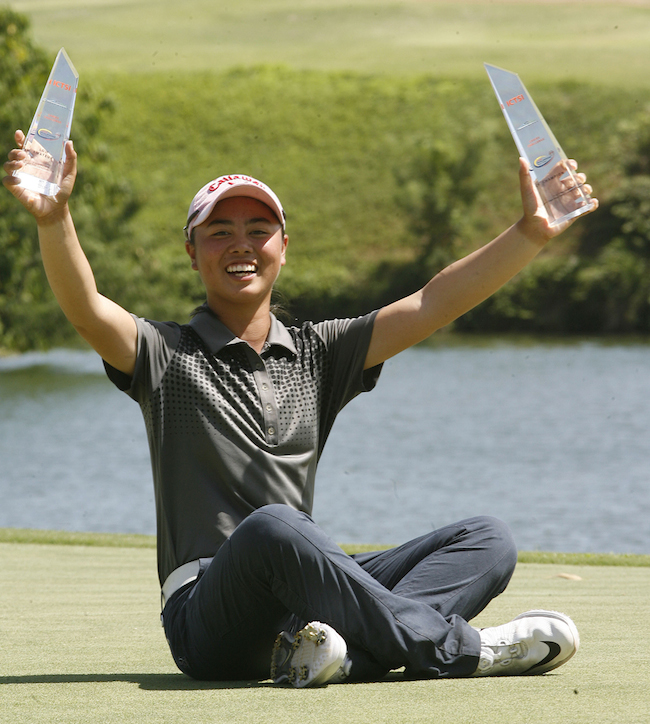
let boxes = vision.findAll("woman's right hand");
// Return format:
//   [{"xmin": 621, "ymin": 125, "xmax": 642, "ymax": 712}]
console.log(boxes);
[{"xmin": 2, "ymin": 129, "xmax": 77, "ymax": 222}]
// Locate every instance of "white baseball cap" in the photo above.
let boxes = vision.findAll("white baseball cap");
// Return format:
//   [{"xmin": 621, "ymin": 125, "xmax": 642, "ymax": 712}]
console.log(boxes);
[{"xmin": 184, "ymin": 174, "xmax": 286, "ymax": 242}]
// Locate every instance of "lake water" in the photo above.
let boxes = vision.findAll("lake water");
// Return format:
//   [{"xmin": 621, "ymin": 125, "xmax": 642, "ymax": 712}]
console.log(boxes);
[{"xmin": 1, "ymin": 341, "xmax": 649, "ymax": 555}]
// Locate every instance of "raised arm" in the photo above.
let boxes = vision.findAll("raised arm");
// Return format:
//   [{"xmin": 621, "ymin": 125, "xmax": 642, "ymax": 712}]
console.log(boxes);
[
  {"xmin": 364, "ymin": 158, "xmax": 598, "ymax": 369},
  {"xmin": 2, "ymin": 130, "xmax": 137, "ymax": 375}
]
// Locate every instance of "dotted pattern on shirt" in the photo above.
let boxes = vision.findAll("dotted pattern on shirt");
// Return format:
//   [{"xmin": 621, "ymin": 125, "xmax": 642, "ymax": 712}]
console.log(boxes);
[
  {"xmin": 141, "ymin": 324, "xmax": 333, "ymax": 455},
  {"xmin": 266, "ymin": 326, "xmax": 333, "ymax": 450}
]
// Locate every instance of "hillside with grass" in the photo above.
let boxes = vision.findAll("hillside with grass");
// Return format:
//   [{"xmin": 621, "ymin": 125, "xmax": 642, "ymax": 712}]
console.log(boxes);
[{"xmin": 3, "ymin": 2, "xmax": 650, "ymax": 349}]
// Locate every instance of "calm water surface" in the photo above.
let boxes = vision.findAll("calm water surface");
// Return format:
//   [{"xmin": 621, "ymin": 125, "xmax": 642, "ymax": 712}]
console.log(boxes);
[{"xmin": 1, "ymin": 341, "xmax": 649, "ymax": 554}]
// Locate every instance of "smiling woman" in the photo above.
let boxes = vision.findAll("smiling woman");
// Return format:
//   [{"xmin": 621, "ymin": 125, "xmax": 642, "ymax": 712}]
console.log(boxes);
[
  {"xmin": 183, "ymin": 176, "xmax": 289, "ymax": 349},
  {"xmin": 3, "ymin": 70, "xmax": 597, "ymax": 685}
]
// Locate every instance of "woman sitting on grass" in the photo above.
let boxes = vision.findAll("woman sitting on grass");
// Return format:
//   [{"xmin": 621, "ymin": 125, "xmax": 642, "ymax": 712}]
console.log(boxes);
[{"xmin": 3, "ymin": 129, "xmax": 596, "ymax": 685}]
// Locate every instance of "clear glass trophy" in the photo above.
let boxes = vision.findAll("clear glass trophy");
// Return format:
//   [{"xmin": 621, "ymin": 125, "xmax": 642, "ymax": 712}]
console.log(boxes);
[
  {"xmin": 484, "ymin": 63, "xmax": 595, "ymax": 226},
  {"xmin": 14, "ymin": 48, "xmax": 79, "ymax": 197}
]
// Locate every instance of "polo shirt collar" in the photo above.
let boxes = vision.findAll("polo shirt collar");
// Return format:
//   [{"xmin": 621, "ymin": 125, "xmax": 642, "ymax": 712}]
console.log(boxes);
[{"xmin": 188, "ymin": 307, "xmax": 297, "ymax": 357}]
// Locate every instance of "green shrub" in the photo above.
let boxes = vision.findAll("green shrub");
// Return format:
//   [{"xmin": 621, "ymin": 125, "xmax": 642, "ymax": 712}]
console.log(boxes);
[
  {"xmin": 0, "ymin": 9, "xmax": 143, "ymax": 351},
  {"xmin": 5, "ymin": 8, "xmax": 650, "ymax": 347}
]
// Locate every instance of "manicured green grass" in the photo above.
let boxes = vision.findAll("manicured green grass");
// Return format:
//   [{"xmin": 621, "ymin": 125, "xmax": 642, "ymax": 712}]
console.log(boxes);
[
  {"xmin": 2, "ymin": 527, "xmax": 649, "ymax": 565},
  {"xmin": 9, "ymin": 0, "xmax": 650, "ymax": 88},
  {"xmin": 1, "ymin": 535, "xmax": 649, "ymax": 723},
  {"xmin": 0, "ymin": 527, "xmax": 157, "ymax": 548},
  {"xmin": 4, "ymin": 2, "xmax": 645, "ymax": 334}
]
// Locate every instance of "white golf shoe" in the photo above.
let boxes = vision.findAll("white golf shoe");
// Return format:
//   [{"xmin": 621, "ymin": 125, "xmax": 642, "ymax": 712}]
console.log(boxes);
[
  {"xmin": 472, "ymin": 610, "xmax": 580, "ymax": 676},
  {"xmin": 270, "ymin": 621, "xmax": 349, "ymax": 687}
]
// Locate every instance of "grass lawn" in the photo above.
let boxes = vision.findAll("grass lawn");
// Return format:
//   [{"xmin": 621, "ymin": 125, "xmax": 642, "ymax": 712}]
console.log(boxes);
[
  {"xmin": 8, "ymin": 0, "xmax": 650, "ymax": 88},
  {"xmin": 1, "ymin": 531, "xmax": 649, "ymax": 723},
  {"xmin": 4, "ymin": 0, "xmax": 648, "ymax": 332},
  {"xmin": 2, "ymin": 7, "xmax": 649, "ymax": 715}
]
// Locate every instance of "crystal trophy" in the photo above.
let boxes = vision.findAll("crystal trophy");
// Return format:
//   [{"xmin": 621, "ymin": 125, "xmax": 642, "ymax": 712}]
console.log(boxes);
[
  {"xmin": 14, "ymin": 48, "xmax": 79, "ymax": 197},
  {"xmin": 484, "ymin": 63, "xmax": 595, "ymax": 226}
]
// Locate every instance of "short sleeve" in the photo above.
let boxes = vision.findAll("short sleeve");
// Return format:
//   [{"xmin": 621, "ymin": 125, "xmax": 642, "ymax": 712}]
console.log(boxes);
[
  {"xmin": 103, "ymin": 315, "xmax": 182, "ymax": 401},
  {"xmin": 312, "ymin": 310, "xmax": 383, "ymax": 410}
]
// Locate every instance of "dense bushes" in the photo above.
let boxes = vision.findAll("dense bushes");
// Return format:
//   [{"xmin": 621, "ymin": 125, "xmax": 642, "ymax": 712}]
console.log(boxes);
[
  {"xmin": 3, "ymin": 9, "xmax": 650, "ymax": 350},
  {"xmin": 459, "ymin": 113, "xmax": 650, "ymax": 334},
  {"xmin": 0, "ymin": 9, "xmax": 143, "ymax": 350}
]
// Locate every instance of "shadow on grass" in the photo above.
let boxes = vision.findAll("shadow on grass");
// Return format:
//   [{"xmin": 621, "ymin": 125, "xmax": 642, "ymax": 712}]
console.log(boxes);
[
  {"xmin": 0, "ymin": 670, "xmax": 408, "ymax": 690},
  {"xmin": 0, "ymin": 673, "xmax": 273, "ymax": 690}
]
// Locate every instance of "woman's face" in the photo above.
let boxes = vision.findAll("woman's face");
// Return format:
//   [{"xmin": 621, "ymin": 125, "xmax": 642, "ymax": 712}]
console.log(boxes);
[{"xmin": 187, "ymin": 195, "xmax": 288, "ymax": 312}]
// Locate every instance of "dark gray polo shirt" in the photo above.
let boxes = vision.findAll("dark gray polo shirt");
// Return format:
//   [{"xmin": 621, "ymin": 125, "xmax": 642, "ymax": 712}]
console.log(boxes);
[{"xmin": 105, "ymin": 308, "xmax": 382, "ymax": 585}]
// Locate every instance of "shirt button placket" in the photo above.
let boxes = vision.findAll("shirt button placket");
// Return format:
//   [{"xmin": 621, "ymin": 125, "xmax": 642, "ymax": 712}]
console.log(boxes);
[{"xmin": 251, "ymin": 354, "xmax": 278, "ymax": 445}]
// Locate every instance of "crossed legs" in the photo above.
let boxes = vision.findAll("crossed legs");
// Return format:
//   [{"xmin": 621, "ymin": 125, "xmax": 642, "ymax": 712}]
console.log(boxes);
[{"xmin": 162, "ymin": 504, "xmax": 517, "ymax": 681}]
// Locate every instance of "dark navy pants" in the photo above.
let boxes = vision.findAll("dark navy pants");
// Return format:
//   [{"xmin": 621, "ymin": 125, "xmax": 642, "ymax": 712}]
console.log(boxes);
[{"xmin": 162, "ymin": 504, "xmax": 517, "ymax": 682}]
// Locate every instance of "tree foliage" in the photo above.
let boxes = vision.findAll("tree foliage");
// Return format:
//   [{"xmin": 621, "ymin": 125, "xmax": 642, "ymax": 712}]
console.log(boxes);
[
  {"xmin": 4, "ymin": 10, "xmax": 650, "ymax": 348},
  {"xmin": 396, "ymin": 135, "xmax": 484, "ymax": 276},
  {"xmin": 406, "ymin": 105, "xmax": 650, "ymax": 336},
  {"xmin": 0, "ymin": 9, "xmax": 142, "ymax": 351}
]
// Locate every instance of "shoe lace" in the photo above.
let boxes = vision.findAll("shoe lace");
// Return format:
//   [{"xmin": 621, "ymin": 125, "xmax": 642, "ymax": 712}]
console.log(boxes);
[
  {"xmin": 479, "ymin": 641, "xmax": 528, "ymax": 671},
  {"xmin": 270, "ymin": 633, "xmax": 295, "ymax": 681}
]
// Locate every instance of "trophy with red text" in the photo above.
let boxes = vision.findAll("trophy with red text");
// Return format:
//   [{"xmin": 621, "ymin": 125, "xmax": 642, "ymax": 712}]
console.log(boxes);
[
  {"xmin": 14, "ymin": 48, "xmax": 79, "ymax": 197},
  {"xmin": 485, "ymin": 63, "xmax": 595, "ymax": 226}
]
